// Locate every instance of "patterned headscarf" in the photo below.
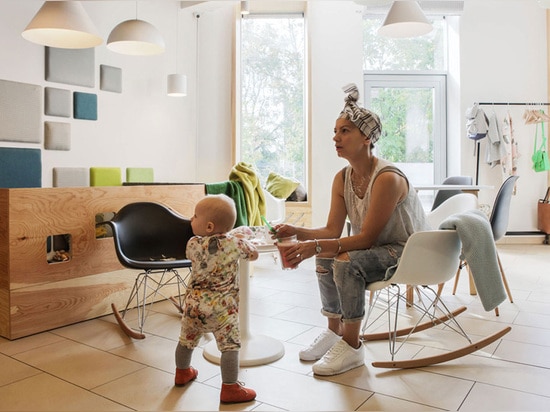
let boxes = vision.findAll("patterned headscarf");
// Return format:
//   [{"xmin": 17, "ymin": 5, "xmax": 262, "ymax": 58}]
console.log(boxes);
[{"xmin": 338, "ymin": 83, "xmax": 382, "ymax": 144}]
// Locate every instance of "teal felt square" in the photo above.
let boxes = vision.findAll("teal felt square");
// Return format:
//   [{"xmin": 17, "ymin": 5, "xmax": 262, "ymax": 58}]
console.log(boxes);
[{"xmin": 73, "ymin": 92, "xmax": 97, "ymax": 120}]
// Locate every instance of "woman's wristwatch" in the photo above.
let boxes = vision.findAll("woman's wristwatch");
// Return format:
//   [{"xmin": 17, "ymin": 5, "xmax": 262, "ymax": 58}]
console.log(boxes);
[{"xmin": 314, "ymin": 239, "xmax": 322, "ymax": 255}]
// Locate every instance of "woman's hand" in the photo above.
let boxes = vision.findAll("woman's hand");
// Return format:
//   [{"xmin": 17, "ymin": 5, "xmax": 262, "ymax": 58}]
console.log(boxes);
[
  {"xmin": 278, "ymin": 239, "xmax": 316, "ymax": 269},
  {"xmin": 271, "ymin": 223, "xmax": 297, "ymax": 239}
]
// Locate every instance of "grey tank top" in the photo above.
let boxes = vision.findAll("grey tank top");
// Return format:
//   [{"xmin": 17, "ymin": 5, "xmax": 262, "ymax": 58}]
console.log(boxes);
[{"xmin": 344, "ymin": 158, "xmax": 428, "ymax": 246}]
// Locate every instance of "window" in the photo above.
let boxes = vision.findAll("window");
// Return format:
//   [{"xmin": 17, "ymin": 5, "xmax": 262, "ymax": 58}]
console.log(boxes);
[
  {"xmin": 238, "ymin": 13, "xmax": 306, "ymax": 189},
  {"xmin": 362, "ymin": 16, "xmax": 449, "ymax": 207}
]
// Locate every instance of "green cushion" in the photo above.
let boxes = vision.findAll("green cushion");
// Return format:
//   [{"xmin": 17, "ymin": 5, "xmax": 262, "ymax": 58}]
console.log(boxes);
[
  {"xmin": 126, "ymin": 167, "xmax": 154, "ymax": 183},
  {"xmin": 265, "ymin": 172, "xmax": 300, "ymax": 199},
  {"xmin": 90, "ymin": 167, "xmax": 122, "ymax": 186}
]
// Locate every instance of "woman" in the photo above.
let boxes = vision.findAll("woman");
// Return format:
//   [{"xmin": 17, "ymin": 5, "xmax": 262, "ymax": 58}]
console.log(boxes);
[{"xmin": 274, "ymin": 84, "xmax": 428, "ymax": 376}]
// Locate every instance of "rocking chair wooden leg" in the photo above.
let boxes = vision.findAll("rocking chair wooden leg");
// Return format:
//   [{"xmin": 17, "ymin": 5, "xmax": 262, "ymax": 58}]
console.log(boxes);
[
  {"xmin": 372, "ymin": 326, "xmax": 511, "ymax": 369},
  {"xmin": 111, "ymin": 303, "xmax": 146, "ymax": 340}
]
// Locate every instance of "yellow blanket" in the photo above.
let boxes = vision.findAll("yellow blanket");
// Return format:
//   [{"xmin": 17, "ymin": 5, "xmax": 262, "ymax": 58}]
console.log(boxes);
[{"xmin": 229, "ymin": 162, "xmax": 266, "ymax": 226}]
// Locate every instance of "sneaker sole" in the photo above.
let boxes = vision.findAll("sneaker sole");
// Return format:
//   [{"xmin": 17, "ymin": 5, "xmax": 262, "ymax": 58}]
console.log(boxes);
[{"xmin": 312, "ymin": 360, "xmax": 364, "ymax": 376}]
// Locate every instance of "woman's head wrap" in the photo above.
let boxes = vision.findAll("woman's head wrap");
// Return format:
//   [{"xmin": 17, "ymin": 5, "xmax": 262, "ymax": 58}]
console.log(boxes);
[{"xmin": 338, "ymin": 83, "xmax": 382, "ymax": 144}]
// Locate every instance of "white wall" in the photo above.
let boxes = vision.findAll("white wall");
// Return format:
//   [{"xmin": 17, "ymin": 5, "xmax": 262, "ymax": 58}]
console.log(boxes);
[
  {"xmin": 0, "ymin": 1, "xmax": 197, "ymax": 185},
  {"xmin": 1, "ymin": 0, "xmax": 548, "ymax": 233},
  {"xmin": 459, "ymin": 0, "xmax": 548, "ymax": 232}
]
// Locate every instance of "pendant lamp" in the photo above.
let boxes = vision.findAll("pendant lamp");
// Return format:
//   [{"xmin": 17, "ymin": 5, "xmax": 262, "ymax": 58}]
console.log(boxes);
[
  {"xmin": 378, "ymin": 1, "xmax": 433, "ymax": 38},
  {"xmin": 167, "ymin": 7, "xmax": 187, "ymax": 96},
  {"xmin": 22, "ymin": 1, "xmax": 102, "ymax": 49},
  {"xmin": 107, "ymin": 19, "xmax": 165, "ymax": 55}
]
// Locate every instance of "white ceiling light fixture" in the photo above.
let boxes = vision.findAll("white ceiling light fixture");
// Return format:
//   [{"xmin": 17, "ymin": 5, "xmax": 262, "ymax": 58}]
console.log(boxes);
[
  {"xmin": 378, "ymin": 1, "xmax": 433, "ymax": 38},
  {"xmin": 107, "ymin": 2, "xmax": 165, "ymax": 56},
  {"xmin": 22, "ymin": 1, "xmax": 102, "ymax": 49},
  {"xmin": 241, "ymin": 1, "xmax": 250, "ymax": 16},
  {"xmin": 167, "ymin": 6, "xmax": 187, "ymax": 97}
]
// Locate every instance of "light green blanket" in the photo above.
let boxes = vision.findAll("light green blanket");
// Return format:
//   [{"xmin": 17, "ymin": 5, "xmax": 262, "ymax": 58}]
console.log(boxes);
[{"xmin": 229, "ymin": 162, "xmax": 266, "ymax": 226}]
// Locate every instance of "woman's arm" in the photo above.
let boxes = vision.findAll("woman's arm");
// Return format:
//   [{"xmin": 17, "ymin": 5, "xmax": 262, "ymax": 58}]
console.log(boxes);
[{"xmin": 274, "ymin": 170, "xmax": 347, "ymax": 240}]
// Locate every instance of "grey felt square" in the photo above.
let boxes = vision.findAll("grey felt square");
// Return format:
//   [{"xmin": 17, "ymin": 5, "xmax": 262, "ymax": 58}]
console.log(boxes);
[
  {"xmin": 0, "ymin": 79, "xmax": 42, "ymax": 143},
  {"xmin": 46, "ymin": 47, "xmax": 95, "ymax": 88},
  {"xmin": 45, "ymin": 87, "xmax": 71, "ymax": 117},
  {"xmin": 44, "ymin": 121, "xmax": 71, "ymax": 151},
  {"xmin": 53, "ymin": 167, "xmax": 89, "ymax": 187},
  {"xmin": 74, "ymin": 92, "xmax": 97, "ymax": 120},
  {"xmin": 100, "ymin": 65, "xmax": 122, "ymax": 93}
]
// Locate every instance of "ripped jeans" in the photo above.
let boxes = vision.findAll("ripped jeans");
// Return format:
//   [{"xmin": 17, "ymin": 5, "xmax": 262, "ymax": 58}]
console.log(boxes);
[{"xmin": 315, "ymin": 244, "xmax": 403, "ymax": 323}]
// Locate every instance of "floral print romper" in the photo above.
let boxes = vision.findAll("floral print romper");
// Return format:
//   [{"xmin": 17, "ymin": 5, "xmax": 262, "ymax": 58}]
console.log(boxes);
[{"xmin": 179, "ymin": 232, "xmax": 257, "ymax": 352}]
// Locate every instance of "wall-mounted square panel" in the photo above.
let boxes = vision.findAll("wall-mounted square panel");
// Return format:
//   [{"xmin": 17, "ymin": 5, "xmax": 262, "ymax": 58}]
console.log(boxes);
[
  {"xmin": 0, "ymin": 79, "xmax": 42, "ymax": 143},
  {"xmin": 74, "ymin": 92, "xmax": 97, "ymax": 120},
  {"xmin": 45, "ymin": 87, "xmax": 71, "ymax": 117},
  {"xmin": 100, "ymin": 64, "xmax": 122, "ymax": 93},
  {"xmin": 44, "ymin": 121, "xmax": 71, "ymax": 151},
  {"xmin": 0, "ymin": 147, "xmax": 42, "ymax": 188},
  {"xmin": 53, "ymin": 167, "xmax": 89, "ymax": 187},
  {"xmin": 45, "ymin": 47, "xmax": 95, "ymax": 88}
]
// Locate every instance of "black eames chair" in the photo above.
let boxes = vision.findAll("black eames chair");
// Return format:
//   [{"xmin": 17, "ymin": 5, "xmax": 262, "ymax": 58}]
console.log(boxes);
[{"xmin": 97, "ymin": 202, "xmax": 194, "ymax": 339}]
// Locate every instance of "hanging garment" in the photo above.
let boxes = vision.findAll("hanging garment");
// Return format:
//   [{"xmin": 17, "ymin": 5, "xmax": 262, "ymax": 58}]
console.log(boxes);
[
  {"xmin": 485, "ymin": 111, "xmax": 507, "ymax": 168},
  {"xmin": 465, "ymin": 102, "xmax": 489, "ymax": 141}
]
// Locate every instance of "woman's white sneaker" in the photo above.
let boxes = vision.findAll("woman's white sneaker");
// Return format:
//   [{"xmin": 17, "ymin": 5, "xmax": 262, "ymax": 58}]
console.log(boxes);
[
  {"xmin": 299, "ymin": 329, "xmax": 341, "ymax": 361},
  {"xmin": 312, "ymin": 340, "xmax": 364, "ymax": 376}
]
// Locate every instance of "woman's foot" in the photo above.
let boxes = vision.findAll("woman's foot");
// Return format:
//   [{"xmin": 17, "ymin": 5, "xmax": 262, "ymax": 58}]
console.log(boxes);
[
  {"xmin": 299, "ymin": 329, "xmax": 341, "ymax": 361},
  {"xmin": 174, "ymin": 367, "xmax": 198, "ymax": 386},
  {"xmin": 220, "ymin": 382, "xmax": 256, "ymax": 403}
]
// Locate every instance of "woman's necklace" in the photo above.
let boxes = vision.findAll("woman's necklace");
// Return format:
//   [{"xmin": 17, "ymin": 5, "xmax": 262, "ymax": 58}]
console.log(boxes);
[{"xmin": 351, "ymin": 158, "xmax": 376, "ymax": 199}]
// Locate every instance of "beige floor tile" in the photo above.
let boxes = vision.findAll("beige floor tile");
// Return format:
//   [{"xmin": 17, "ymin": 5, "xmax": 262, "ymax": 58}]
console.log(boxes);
[
  {"xmin": 13, "ymin": 339, "xmax": 145, "ymax": 389},
  {"xmin": 323, "ymin": 363, "xmax": 474, "ymax": 411},
  {"xmin": 356, "ymin": 393, "xmax": 443, "ymax": 411},
  {"xmin": 0, "ymin": 373, "xmax": 131, "ymax": 411},
  {"xmin": 94, "ymin": 367, "xmax": 233, "ymax": 411},
  {"xmin": 0, "ymin": 354, "xmax": 41, "ymax": 386},
  {"xmin": 224, "ymin": 366, "xmax": 373, "ymax": 411},
  {"xmin": 52, "ymin": 318, "xmax": 133, "ymax": 350},
  {"xmin": 459, "ymin": 382, "xmax": 550, "ymax": 411},
  {"xmin": 0, "ymin": 332, "xmax": 64, "ymax": 356}
]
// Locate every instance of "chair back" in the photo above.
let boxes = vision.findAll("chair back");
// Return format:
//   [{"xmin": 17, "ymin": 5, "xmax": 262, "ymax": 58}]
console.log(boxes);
[
  {"xmin": 431, "ymin": 176, "xmax": 473, "ymax": 211},
  {"xmin": 489, "ymin": 175, "xmax": 519, "ymax": 242},
  {"xmin": 104, "ymin": 202, "xmax": 194, "ymax": 270},
  {"xmin": 387, "ymin": 230, "xmax": 462, "ymax": 287},
  {"xmin": 426, "ymin": 193, "xmax": 479, "ymax": 229}
]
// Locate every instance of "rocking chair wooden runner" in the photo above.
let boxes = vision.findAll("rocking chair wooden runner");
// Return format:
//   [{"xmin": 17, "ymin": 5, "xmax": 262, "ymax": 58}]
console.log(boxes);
[
  {"xmin": 97, "ymin": 202, "xmax": 194, "ymax": 339},
  {"xmin": 360, "ymin": 230, "xmax": 511, "ymax": 369}
]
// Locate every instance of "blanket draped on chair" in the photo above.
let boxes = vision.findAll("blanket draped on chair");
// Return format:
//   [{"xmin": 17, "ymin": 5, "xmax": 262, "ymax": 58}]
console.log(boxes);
[
  {"xmin": 229, "ymin": 162, "xmax": 266, "ymax": 226},
  {"xmin": 439, "ymin": 209, "xmax": 506, "ymax": 311},
  {"xmin": 205, "ymin": 181, "xmax": 248, "ymax": 227}
]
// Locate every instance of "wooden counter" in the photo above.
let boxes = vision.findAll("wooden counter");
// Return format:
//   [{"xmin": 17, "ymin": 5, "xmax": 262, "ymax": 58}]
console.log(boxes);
[{"xmin": 0, "ymin": 185, "xmax": 204, "ymax": 339}]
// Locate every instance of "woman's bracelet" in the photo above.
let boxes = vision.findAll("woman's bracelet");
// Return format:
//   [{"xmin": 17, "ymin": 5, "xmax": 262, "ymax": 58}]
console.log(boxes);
[{"xmin": 335, "ymin": 239, "xmax": 342, "ymax": 256}]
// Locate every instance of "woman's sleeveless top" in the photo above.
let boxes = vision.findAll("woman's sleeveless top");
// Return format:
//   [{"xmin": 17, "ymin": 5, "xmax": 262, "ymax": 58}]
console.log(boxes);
[{"xmin": 344, "ymin": 158, "xmax": 428, "ymax": 246}]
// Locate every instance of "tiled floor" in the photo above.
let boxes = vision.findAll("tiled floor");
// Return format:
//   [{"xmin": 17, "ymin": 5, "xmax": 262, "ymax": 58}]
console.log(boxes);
[{"xmin": 1, "ymin": 243, "xmax": 549, "ymax": 411}]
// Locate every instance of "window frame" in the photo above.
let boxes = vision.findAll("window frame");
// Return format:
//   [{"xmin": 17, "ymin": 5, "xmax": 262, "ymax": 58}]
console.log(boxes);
[
  {"xmin": 234, "ymin": 8, "xmax": 309, "ymax": 195},
  {"xmin": 363, "ymin": 72, "xmax": 447, "ymax": 185}
]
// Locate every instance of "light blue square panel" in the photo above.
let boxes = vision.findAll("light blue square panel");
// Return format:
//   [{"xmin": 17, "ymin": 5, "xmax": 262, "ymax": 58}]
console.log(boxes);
[{"xmin": 73, "ymin": 92, "xmax": 97, "ymax": 120}]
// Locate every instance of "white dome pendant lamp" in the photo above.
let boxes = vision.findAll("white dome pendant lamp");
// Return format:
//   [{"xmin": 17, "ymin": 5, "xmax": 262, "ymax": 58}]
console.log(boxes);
[
  {"xmin": 22, "ymin": 1, "xmax": 102, "ymax": 49},
  {"xmin": 378, "ymin": 1, "xmax": 433, "ymax": 38},
  {"xmin": 107, "ymin": 2, "xmax": 165, "ymax": 56}
]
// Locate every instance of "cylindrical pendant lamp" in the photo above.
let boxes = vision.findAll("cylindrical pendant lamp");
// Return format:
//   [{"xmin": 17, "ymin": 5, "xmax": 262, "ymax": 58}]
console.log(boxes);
[{"xmin": 167, "ymin": 74, "xmax": 187, "ymax": 97}]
